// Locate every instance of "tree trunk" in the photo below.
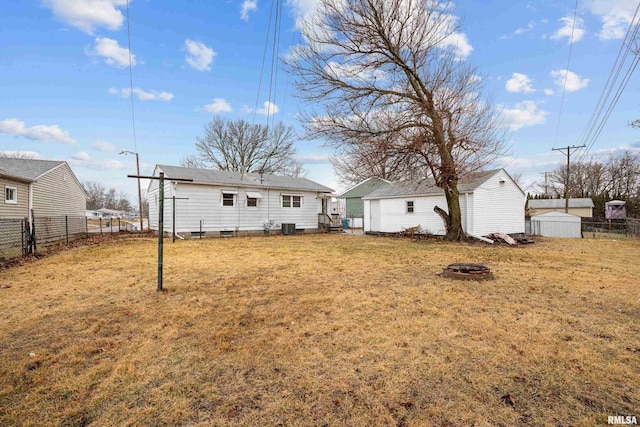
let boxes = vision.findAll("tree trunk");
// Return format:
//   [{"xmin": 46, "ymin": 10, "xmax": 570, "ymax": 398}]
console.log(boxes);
[{"xmin": 434, "ymin": 185, "xmax": 465, "ymax": 241}]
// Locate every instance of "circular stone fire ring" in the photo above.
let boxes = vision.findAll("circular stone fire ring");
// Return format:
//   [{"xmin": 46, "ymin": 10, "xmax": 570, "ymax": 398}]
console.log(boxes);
[{"xmin": 442, "ymin": 263, "xmax": 494, "ymax": 281}]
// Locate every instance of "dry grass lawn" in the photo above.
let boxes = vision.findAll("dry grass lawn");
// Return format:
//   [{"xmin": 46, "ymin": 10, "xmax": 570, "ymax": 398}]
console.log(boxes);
[{"xmin": 0, "ymin": 234, "xmax": 638, "ymax": 426}]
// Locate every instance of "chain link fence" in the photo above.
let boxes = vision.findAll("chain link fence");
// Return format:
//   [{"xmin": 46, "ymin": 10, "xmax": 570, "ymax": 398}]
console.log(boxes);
[{"xmin": 0, "ymin": 214, "xmax": 139, "ymax": 263}]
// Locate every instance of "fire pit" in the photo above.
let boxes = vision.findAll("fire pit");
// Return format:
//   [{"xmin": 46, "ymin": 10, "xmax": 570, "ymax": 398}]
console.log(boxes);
[{"xmin": 442, "ymin": 263, "xmax": 494, "ymax": 281}]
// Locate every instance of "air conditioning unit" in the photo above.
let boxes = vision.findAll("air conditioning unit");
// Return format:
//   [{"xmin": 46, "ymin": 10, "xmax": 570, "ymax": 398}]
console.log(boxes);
[{"xmin": 281, "ymin": 223, "xmax": 296, "ymax": 235}]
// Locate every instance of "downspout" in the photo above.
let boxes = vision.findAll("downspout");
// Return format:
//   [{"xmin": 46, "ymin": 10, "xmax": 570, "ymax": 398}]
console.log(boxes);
[
  {"xmin": 465, "ymin": 192, "xmax": 469, "ymax": 235},
  {"xmin": 28, "ymin": 182, "xmax": 33, "ymax": 226}
]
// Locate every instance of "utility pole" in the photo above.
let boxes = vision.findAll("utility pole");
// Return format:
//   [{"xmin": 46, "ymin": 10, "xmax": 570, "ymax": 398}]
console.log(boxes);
[
  {"xmin": 539, "ymin": 172, "xmax": 550, "ymax": 196},
  {"xmin": 120, "ymin": 150, "xmax": 144, "ymax": 232},
  {"xmin": 552, "ymin": 145, "xmax": 585, "ymax": 213}
]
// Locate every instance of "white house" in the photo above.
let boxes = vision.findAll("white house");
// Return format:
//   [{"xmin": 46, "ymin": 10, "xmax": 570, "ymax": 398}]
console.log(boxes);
[
  {"xmin": 146, "ymin": 165, "xmax": 335, "ymax": 237},
  {"xmin": 362, "ymin": 169, "xmax": 525, "ymax": 237}
]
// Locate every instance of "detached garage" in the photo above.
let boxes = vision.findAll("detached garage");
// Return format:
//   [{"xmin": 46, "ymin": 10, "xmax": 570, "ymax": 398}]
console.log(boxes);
[
  {"xmin": 530, "ymin": 211, "xmax": 582, "ymax": 238},
  {"xmin": 362, "ymin": 169, "xmax": 525, "ymax": 237}
]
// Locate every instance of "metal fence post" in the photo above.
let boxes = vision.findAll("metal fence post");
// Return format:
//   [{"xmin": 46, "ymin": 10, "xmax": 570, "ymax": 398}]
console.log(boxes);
[
  {"xmin": 118, "ymin": 218, "xmax": 121, "ymax": 232},
  {"xmin": 100, "ymin": 218, "xmax": 103, "ymax": 234},
  {"xmin": 65, "ymin": 215, "xmax": 69, "ymax": 245}
]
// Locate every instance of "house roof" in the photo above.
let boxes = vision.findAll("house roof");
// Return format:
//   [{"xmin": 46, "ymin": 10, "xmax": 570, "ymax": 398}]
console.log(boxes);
[
  {"xmin": 527, "ymin": 198, "xmax": 594, "ymax": 209},
  {"xmin": 363, "ymin": 169, "xmax": 504, "ymax": 199},
  {"xmin": 0, "ymin": 158, "xmax": 65, "ymax": 181},
  {"xmin": 156, "ymin": 165, "xmax": 335, "ymax": 193},
  {"xmin": 337, "ymin": 177, "xmax": 391, "ymax": 198}
]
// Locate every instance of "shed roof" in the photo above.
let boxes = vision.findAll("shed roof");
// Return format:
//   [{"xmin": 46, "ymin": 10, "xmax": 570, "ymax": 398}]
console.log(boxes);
[
  {"xmin": 363, "ymin": 169, "xmax": 504, "ymax": 199},
  {"xmin": 527, "ymin": 198, "xmax": 594, "ymax": 209},
  {"xmin": 0, "ymin": 158, "xmax": 65, "ymax": 181},
  {"xmin": 337, "ymin": 177, "xmax": 391, "ymax": 198},
  {"xmin": 156, "ymin": 165, "xmax": 334, "ymax": 193}
]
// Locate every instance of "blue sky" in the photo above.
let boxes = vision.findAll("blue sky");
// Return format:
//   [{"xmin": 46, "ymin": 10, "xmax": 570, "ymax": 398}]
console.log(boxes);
[{"xmin": 1, "ymin": 0, "xmax": 639, "ymax": 202}]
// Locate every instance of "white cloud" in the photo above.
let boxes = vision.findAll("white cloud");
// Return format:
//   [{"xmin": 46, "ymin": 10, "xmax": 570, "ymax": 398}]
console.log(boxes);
[
  {"xmin": 0, "ymin": 118, "xmax": 75, "ymax": 145},
  {"xmin": 551, "ymin": 16, "xmax": 586, "ymax": 44},
  {"xmin": 72, "ymin": 151, "xmax": 90, "ymax": 161},
  {"xmin": 184, "ymin": 39, "xmax": 216, "ymax": 71},
  {"xmin": 544, "ymin": 88, "xmax": 555, "ymax": 96},
  {"xmin": 43, "ymin": 0, "xmax": 126, "ymax": 34},
  {"xmin": 296, "ymin": 152, "xmax": 330, "ymax": 164},
  {"xmin": 585, "ymin": 0, "xmax": 638, "ymax": 40},
  {"xmin": 68, "ymin": 158, "xmax": 126, "ymax": 170},
  {"xmin": 499, "ymin": 101, "xmax": 549, "ymax": 131},
  {"xmin": 500, "ymin": 21, "xmax": 536, "ymax": 39},
  {"xmin": 109, "ymin": 87, "xmax": 174, "ymax": 101},
  {"xmin": 325, "ymin": 61, "xmax": 387, "ymax": 81},
  {"xmin": 204, "ymin": 98, "xmax": 233, "ymax": 113},
  {"xmin": 92, "ymin": 141, "xmax": 116, "ymax": 152},
  {"xmin": 256, "ymin": 101, "xmax": 280, "ymax": 116},
  {"xmin": 93, "ymin": 37, "xmax": 135, "ymax": 68},
  {"xmin": 241, "ymin": 0, "xmax": 258, "ymax": 21},
  {"xmin": 505, "ymin": 73, "xmax": 535, "ymax": 93},
  {"xmin": 440, "ymin": 31, "xmax": 473, "ymax": 60},
  {"xmin": 550, "ymin": 69, "xmax": 589, "ymax": 92}
]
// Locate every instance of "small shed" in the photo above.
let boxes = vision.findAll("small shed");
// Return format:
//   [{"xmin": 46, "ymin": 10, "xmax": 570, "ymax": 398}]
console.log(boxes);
[
  {"xmin": 530, "ymin": 211, "xmax": 581, "ymax": 238},
  {"xmin": 605, "ymin": 200, "xmax": 626, "ymax": 220},
  {"xmin": 337, "ymin": 177, "xmax": 390, "ymax": 229}
]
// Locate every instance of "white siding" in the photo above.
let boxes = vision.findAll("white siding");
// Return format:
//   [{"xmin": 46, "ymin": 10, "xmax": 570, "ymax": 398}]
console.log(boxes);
[
  {"xmin": 471, "ymin": 170, "xmax": 525, "ymax": 235},
  {"xmin": 365, "ymin": 170, "xmax": 525, "ymax": 236},
  {"xmin": 531, "ymin": 212, "xmax": 581, "ymax": 238},
  {"xmin": 148, "ymin": 181, "xmax": 324, "ymax": 233}
]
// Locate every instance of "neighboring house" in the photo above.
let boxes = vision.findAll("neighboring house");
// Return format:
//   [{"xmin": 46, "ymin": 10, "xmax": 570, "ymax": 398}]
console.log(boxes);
[
  {"xmin": 527, "ymin": 198, "xmax": 594, "ymax": 218},
  {"xmin": 337, "ymin": 177, "xmax": 391, "ymax": 229},
  {"xmin": 530, "ymin": 211, "xmax": 582, "ymax": 238},
  {"xmin": 86, "ymin": 210, "xmax": 102, "ymax": 219},
  {"xmin": 0, "ymin": 158, "xmax": 86, "ymax": 219},
  {"xmin": 146, "ymin": 165, "xmax": 335, "ymax": 237},
  {"xmin": 362, "ymin": 169, "xmax": 525, "ymax": 237},
  {"xmin": 97, "ymin": 208, "xmax": 126, "ymax": 218}
]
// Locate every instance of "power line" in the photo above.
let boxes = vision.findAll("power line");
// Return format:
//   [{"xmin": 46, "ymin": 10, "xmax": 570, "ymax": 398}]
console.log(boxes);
[
  {"xmin": 552, "ymin": 0, "xmax": 580, "ymax": 146},
  {"xmin": 125, "ymin": 0, "xmax": 138, "ymax": 153},
  {"xmin": 552, "ymin": 144, "xmax": 585, "ymax": 212},
  {"xmin": 575, "ymin": 1, "xmax": 640, "ymax": 163}
]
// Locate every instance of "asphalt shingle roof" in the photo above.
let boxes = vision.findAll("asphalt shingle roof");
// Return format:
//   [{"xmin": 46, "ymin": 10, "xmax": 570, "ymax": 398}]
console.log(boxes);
[
  {"xmin": 156, "ymin": 165, "xmax": 334, "ymax": 193},
  {"xmin": 0, "ymin": 158, "xmax": 64, "ymax": 181},
  {"xmin": 364, "ymin": 169, "xmax": 503, "ymax": 199}
]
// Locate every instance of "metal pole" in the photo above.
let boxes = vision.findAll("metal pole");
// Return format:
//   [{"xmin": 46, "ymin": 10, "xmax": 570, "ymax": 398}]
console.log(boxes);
[
  {"xmin": 158, "ymin": 172, "xmax": 164, "ymax": 291},
  {"xmin": 200, "ymin": 220, "xmax": 202, "ymax": 239},
  {"xmin": 172, "ymin": 196, "xmax": 176, "ymax": 243},
  {"xmin": 65, "ymin": 215, "xmax": 69, "ymax": 245},
  {"xmin": 100, "ymin": 217, "xmax": 103, "ymax": 234},
  {"xmin": 135, "ymin": 153, "xmax": 144, "ymax": 233}
]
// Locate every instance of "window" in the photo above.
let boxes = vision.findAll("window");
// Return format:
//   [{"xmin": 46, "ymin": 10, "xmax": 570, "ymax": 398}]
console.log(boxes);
[
  {"xmin": 282, "ymin": 195, "xmax": 302, "ymax": 208},
  {"xmin": 5, "ymin": 186, "xmax": 17, "ymax": 204},
  {"xmin": 222, "ymin": 193, "xmax": 235, "ymax": 207},
  {"xmin": 246, "ymin": 191, "xmax": 262, "ymax": 207},
  {"xmin": 406, "ymin": 201, "xmax": 414, "ymax": 213}
]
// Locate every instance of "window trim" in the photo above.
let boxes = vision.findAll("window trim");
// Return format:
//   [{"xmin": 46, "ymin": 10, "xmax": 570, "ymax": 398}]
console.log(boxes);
[
  {"xmin": 281, "ymin": 194, "xmax": 303, "ymax": 208},
  {"xmin": 221, "ymin": 192, "xmax": 236, "ymax": 207},
  {"xmin": 4, "ymin": 186, "xmax": 17, "ymax": 204},
  {"xmin": 246, "ymin": 197, "xmax": 259, "ymax": 207},
  {"xmin": 406, "ymin": 200, "xmax": 414, "ymax": 214}
]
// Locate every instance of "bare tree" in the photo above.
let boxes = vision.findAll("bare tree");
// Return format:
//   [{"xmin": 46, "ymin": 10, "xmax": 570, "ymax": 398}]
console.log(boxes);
[
  {"xmin": 287, "ymin": 0, "xmax": 506, "ymax": 240},
  {"xmin": 182, "ymin": 116, "xmax": 304, "ymax": 176},
  {"xmin": 0, "ymin": 151, "xmax": 39, "ymax": 159},
  {"xmin": 330, "ymin": 133, "xmax": 423, "ymax": 186},
  {"xmin": 83, "ymin": 181, "xmax": 133, "ymax": 211}
]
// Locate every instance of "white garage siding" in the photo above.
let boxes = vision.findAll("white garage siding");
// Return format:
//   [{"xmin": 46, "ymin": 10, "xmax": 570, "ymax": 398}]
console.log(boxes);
[
  {"xmin": 471, "ymin": 169, "xmax": 525, "ymax": 236},
  {"xmin": 363, "ymin": 169, "xmax": 525, "ymax": 236}
]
